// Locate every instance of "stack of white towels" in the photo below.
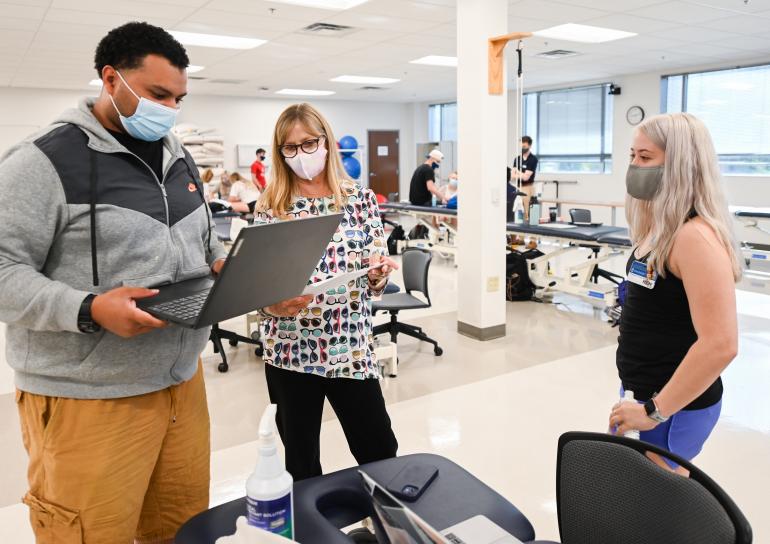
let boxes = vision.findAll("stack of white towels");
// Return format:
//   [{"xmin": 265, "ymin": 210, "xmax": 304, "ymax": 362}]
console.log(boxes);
[{"xmin": 173, "ymin": 123, "xmax": 225, "ymax": 166}]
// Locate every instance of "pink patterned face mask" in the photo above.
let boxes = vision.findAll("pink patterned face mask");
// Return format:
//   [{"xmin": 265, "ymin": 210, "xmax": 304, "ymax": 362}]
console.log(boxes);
[{"xmin": 285, "ymin": 145, "xmax": 327, "ymax": 180}]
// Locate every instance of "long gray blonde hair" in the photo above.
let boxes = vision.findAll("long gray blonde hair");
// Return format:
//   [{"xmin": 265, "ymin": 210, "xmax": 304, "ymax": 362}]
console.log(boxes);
[{"xmin": 626, "ymin": 113, "xmax": 742, "ymax": 281}]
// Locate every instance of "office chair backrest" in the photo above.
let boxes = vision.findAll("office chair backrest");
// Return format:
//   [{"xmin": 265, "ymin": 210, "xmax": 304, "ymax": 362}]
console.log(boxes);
[
  {"xmin": 569, "ymin": 208, "xmax": 591, "ymax": 224},
  {"xmin": 402, "ymin": 248, "xmax": 432, "ymax": 303},
  {"xmin": 556, "ymin": 432, "xmax": 752, "ymax": 544}
]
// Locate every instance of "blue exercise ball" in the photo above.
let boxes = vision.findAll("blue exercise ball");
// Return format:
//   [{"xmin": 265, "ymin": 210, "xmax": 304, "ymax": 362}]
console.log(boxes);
[
  {"xmin": 339, "ymin": 135, "xmax": 358, "ymax": 157},
  {"xmin": 342, "ymin": 156, "xmax": 361, "ymax": 179}
]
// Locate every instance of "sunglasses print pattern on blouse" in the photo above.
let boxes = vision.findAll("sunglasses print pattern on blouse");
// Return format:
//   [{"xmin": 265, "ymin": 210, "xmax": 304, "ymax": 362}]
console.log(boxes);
[{"xmin": 255, "ymin": 185, "xmax": 387, "ymax": 380}]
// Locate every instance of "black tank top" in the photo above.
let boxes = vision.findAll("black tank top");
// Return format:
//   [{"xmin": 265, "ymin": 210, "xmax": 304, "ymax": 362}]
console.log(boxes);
[{"xmin": 616, "ymin": 251, "xmax": 722, "ymax": 410}]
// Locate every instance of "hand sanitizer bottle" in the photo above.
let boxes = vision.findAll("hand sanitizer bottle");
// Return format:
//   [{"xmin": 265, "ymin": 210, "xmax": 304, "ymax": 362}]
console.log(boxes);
[
  {"xmin": 621, "ymin": 390, "xmax": 640, "ymax": 440},
  {"xmin": 246, "ymin": 404, "xmax": 294, "ymax": 538}
]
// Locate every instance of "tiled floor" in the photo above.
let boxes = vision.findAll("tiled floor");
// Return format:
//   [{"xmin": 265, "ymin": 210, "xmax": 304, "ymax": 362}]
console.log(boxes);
[{"xmin": 1, "ymin": 253, "xmax": 769, "ymax": 542}]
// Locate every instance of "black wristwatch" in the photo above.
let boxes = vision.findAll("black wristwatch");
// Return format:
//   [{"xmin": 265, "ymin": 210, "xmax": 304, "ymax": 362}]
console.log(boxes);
[
  {"xmin": 77, "ymin": 294, "xmax": 102, "ymax": 334},
  {"xmin": 644, "ymin": 397, "xmax": 668, "ymax": 423}
]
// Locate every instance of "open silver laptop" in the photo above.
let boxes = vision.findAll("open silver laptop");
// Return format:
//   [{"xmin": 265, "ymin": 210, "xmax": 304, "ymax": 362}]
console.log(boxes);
[
  {"xmin": 137, "ymin": 214, "xmax": 342, "ymax": 329},
  {"xmin": 359, "ymin": 471, "xmax": 522, "ymax": 544}
]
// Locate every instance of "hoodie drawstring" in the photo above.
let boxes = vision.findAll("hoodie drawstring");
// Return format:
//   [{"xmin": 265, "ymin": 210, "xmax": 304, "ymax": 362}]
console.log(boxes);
[
  {"xmin": 182, "ymin": 158, "xmax": 212, "ymax": 254},
  {"xmin": 89, "ymin": 150, "xmax": 99, "ymax": 286}
]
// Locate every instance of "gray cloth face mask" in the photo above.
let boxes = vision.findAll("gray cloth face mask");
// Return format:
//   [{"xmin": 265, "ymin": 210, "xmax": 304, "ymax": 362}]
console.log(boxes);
[{"xmin": 626, "ymin": 164, "xmax": 664, "ymax": 201}]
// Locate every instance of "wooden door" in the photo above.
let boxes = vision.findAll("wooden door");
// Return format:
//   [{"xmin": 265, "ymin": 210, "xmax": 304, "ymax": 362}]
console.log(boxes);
[{"xmin": 367, "ymin": 130, "xmax": 400, "ymax": 198}]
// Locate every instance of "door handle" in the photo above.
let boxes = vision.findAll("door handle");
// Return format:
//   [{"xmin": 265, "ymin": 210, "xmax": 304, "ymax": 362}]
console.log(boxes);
[{"xmin": 369, "ymin": 173, "xmax": 376, "ymax": 176}]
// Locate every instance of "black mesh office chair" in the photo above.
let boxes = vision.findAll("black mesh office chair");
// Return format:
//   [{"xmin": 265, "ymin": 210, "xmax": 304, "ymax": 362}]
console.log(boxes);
[
  {"xmin": 541, "ymin": 432, "xmax": 753, "ymax": 544},
  {"xmin": 568, "ymin": 208, "xmax": 623, "ymax": 286},
  {"xmin": 568, "ymin": 208, "xmax": 592, "ymax": 224},
  {"xmin": 372, "ymin": 248, "xmax": 443, "ymax": 357}
]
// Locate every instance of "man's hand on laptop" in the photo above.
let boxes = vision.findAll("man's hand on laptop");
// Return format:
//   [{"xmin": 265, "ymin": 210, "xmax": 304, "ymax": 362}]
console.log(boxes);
[
  {"xmin": 211, "ymin": 259, "xmax": 225, "ymax": 275},
  {"xmin": 92, "ymin": 287, "xmax": 168, "ymax": 338},
  {"xmin": 264, "ymin": 295, "xmax": 314, "ymax": 318}
]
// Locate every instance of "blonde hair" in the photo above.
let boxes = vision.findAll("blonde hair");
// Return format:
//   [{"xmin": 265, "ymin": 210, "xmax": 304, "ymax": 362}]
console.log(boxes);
[
  {"xmin": 626, "ymin": 112, "xmax": 742, "ymax": 281},
  {"xmin": 230, "ymin": 172, "xmax": 245, "ymax": 183},
  {"xmin": 201, "ymin": 168, "xmax": 214, "ymax": 183},
  {"xmin": 257, "ymin": 103, "xmax": 351, "ymax": 218}
]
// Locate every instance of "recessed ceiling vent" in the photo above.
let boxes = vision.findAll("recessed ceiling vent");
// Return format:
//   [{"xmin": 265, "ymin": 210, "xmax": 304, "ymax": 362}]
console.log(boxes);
[
  {"xmin": 300, "ymin": 22, "xmax": 357, "ymax": 37},
  {"xmin": 535, "ymin": 49, "xmax": 580, "ymax": 59},
  {"xmin": 208, "ymin": 79, "xmax": 248, "ymax": 84},
  {"xmin": 189, "ymin": 76, "xmax": 207, "ymax": 80},
  {"xmin": 358, "ymin": 86, "xmax": 385, "ymax": 91}
]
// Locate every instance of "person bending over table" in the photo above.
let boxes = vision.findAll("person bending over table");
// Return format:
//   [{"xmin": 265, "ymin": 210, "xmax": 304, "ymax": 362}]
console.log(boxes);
[
  {"xmin": 409, "ymin": 148, "xmax": 445, "ymax": 206},
  {"xmin": 609, "ymin": 113, "xmax": 741, "ymax": 475},
  {"xmin": 252, "ymin": 103, "xmax": 400, "ymax": 481}
]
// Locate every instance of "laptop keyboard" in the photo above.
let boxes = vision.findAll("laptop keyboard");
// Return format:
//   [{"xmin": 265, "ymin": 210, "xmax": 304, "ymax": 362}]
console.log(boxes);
[{"xmin": 147, "ymin": 291, "xmax": 209, "ymax": 322}]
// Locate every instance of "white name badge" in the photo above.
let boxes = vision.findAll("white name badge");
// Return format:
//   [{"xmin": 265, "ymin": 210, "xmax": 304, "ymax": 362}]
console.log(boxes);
[{"xmin": 627, "ymin": 260, "xmax": 657, "ymax": 289}]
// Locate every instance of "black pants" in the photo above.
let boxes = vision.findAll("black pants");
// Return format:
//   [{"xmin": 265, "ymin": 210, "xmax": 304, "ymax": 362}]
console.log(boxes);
[{"xmin": 265, "ymin": 364, "xmax": 399, "ymax": 481}]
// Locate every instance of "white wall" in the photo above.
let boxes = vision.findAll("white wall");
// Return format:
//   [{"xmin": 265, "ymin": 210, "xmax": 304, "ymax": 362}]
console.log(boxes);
[{"xmin": 0, "ymin": 88, "xmax": 415, "ymax": 195}]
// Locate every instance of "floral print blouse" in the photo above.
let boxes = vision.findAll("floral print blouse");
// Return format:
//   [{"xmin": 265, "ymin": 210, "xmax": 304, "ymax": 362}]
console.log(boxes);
[{"xmin": 255, "ymin": 184, "xmax": 387, "ymax": 380}]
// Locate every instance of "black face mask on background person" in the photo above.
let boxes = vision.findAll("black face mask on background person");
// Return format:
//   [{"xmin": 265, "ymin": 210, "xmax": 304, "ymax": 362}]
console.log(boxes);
[
  {"xmin": 522, "ymin": 147, "xmax": 530, "ymax": 154},
  {"xmin": 626, "ymin": 164, "xmax": 664, "ymax": 201}
]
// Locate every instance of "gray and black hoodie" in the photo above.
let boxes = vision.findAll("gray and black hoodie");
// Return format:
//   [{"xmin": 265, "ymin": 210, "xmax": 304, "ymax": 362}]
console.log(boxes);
[{"xmin": 0, "ymin": 97, "xmax": 228, "ymax": 399}]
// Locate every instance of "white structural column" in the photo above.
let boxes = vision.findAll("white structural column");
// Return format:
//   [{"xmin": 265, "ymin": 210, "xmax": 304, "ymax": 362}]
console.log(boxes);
[{"xmin": 456, "ymin": 0, "xmax": 508, "ymax": 340}]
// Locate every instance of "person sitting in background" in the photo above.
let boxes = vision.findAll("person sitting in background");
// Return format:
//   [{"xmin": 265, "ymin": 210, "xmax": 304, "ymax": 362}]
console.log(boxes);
[
  {"xmin": 409, "ymin": 149, "xmax": 445, "ymax": 206},
  {"xmin": 440, "ymin": 171, "xmax": 458, "ymax": 202},
  {"xmin": 217, "ymin": 170, "xmax": 232, "ymax": 199},
  {"xmin": 251, "ymin": 147, "xmax": 267, "ymax": 191},
  {"xmin": 228, "ymin": 171, "xmax": 261, "ymax": 207},
  {"xmin": 609, "ymin": 112, "xmax": 741, "ymax": 475},
  {"xmin": 200, "ymin": 168, "xmax": 216, "ymax": 201}
]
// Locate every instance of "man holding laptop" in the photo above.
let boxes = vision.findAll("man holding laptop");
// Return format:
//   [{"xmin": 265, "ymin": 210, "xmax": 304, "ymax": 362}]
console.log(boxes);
[{"xmin": 0, "ymin": 23, "xmax": 311, "ymax": 543}]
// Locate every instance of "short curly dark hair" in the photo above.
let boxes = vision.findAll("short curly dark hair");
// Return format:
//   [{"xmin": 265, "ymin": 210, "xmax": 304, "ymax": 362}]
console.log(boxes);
[{"xmin": 94, "ymin": 21, "xmax": 189, "ymax": 78}]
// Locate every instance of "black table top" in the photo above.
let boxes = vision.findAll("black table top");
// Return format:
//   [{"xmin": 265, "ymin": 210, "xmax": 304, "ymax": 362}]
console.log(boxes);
[
  {"xmin": 175, "ymin": 453, "xmax": 535, "ymax": 544},
  {"xmin": 734, "ymin": 207, "xmax": 770, "ymax": 219},
  {"xmin": 506, "ymin": 221, "xmax": 625, "ymax": 242},
  {"xmin": 380, "ymin": 202, "xmax": 458, "ymax": 216}
]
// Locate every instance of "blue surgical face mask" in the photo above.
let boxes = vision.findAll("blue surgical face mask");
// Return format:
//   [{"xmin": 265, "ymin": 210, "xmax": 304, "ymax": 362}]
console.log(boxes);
[
  {"xmin": 432, "ymin": 162, "xmax": 440, "ymax": 170},
  {"xmin": 109, "ymin": 71, "xmax": 179, "ymax": 141}
]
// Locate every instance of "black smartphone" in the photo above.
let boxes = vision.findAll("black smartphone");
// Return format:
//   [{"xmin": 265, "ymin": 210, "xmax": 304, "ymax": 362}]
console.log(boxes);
[{"xmin": 385, "ymin": 463, "xmax": 439, "ymax": 502}]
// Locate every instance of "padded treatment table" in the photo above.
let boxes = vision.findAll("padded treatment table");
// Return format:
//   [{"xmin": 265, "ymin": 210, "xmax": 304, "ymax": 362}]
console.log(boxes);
[
  {"xmin": 380, "ymin": 202, "xmax": 457, "ymax": 217},
  {"xmin": 505, "ymin": 222, "xmax": 625, "ymax": 244},
  {"xmin": 380, "ymin": 202, "xmax": 457, "ymax": 257},
  {"xmin": 175, "ymin": 453, "xmax": 536, "ymax": 544},
  {"xmin": 506, "ymin": 222, "xmax": 632, "ymax": 306},
  {"xmin": 731, "ymin": 206, "xmax": 770, "ymax": 278}
]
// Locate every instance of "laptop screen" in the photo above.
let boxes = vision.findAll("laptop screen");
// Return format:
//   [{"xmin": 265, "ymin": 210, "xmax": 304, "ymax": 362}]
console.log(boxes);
[{"xmin": 359, "ymin": 470, "xmax": 449, "ymax": 544}]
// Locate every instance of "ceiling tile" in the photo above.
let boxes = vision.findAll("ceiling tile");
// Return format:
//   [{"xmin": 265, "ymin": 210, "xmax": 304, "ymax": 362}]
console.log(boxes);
[
  {"xmin": 181, "ymin": 8, "xmax": 308, "ymax": 34},
  {"xmin": 319, "ymin": 11, "xmax": 430, "ymax": 33},
  {"xmin": 581, "ymin": 13, "xmax": 682, "ymax": 33},
  {"xmin": 353, "ymin": 0, "xmax": 456, "ymax": 23},
  {"xmin": 203, "ymin": 0, "xmax": 331, "ymax": 21},
  {"xmin": 684, "ymin": 0, "xmax": 770, "ymax": 13},
  {"xmin": 0, "ymin": 2, "xmax": 48, "ymax": 19},
  {"xmin": 628, "ymin": 1, "xmax": 732, "ymax": 24},
  {"xmin": 509, "ymin": 0, "xmax": 610, "ymax": 23},
  {"xmin": 546, "ymin": 0, "xmax": 662, "ymax": 10},
  {"xmin": 698, "ymin": 13, "xmax": 770, "ymax": 33},
  {"xmin": 44, "ymin": 8, "xmax": 177, "ymax": 29},
  {"xmin": 646, "ymin": 25, "xmax": 740, "ymax": 44},
  {"xmin": 0, "ymin": 16, "xmax": 41, "ymax": 32},
  {"xmin": 49, "ymin": 0, "xmax": 199, "ymax": 20}
]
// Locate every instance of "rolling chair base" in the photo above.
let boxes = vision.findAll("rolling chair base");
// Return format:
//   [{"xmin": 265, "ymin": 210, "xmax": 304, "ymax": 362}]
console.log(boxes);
[
  {"xmin": 209, "ymin": 324, "xmax": 264, "ymax": 373},
  {"xmin": 372, "ymin": 313, "xmax": 443, "ymax": 357}
]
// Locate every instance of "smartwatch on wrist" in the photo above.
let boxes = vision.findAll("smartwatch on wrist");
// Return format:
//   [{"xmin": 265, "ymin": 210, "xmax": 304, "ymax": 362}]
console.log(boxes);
[
  {"xmin": 644, "ymin": 396, "xmax": 668, "ymax": 423},
  {"xmin": 77, "ymin": 294, "xmax": 101, "ymax": 334}
]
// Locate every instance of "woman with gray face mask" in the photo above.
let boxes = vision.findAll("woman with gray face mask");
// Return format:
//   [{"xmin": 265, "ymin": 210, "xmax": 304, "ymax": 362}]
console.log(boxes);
[{"xmin": 608, "ymin": 113, "xmax": 742, "ymax": 475}]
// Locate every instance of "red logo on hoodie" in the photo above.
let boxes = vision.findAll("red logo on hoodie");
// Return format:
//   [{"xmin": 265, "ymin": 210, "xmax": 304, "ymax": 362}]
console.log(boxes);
[{"xmin": 188, "ymin": 182, "xmax": 197, "ymax": 192}]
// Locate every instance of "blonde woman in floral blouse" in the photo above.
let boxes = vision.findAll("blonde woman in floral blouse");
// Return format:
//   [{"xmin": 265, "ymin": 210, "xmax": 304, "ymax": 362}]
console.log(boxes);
[{"xmin": 254, "ymin": 103, "xmax": 398, "ymax": 480}]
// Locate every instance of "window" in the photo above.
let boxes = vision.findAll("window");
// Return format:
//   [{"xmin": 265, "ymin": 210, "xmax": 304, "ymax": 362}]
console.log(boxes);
[
  {"xmin": 428, "ymin": 102, "xmax": 457, "ymax": 141},
  {"xmin": 662, "ymin": 64, "xmax": 770, "ymax": 176},
  {"xmin": 523, "ymin": 84, "xmax": 613, "ymax": 174}
]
